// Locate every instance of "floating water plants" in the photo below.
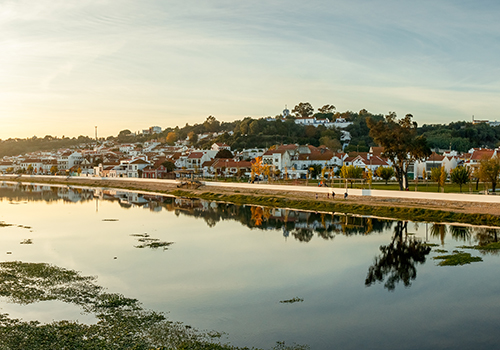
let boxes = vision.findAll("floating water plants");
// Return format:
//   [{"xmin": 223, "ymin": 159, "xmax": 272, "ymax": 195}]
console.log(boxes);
[{"xmin": 433, "ymin": 250, "xmax": 483, "ymax": 266}]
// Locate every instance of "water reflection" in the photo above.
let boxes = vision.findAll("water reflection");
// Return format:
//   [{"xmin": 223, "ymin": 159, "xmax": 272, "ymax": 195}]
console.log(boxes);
[
  {"xmin": 0, "ymin": 182, "xmax": 393, "ymax": 243},
  {"xmin": 365, "ymin": 221, "xmax": 431, "ymax": 291},
  {"xmin": 2, "ymin": 182, "xmax": 499, "ymax": 248}
]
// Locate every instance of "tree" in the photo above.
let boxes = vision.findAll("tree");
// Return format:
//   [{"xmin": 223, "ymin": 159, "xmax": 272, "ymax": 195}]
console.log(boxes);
[
  {"xmin": 430, "ymin": 167, "xmax": 446, "ymax": 192},
  {"xmin": 166, "ymin": 132, "xmax": 178, "ymax": 145},
  {"xmin": 50, "ymin": 165, "xmax": 58, "ymax": 175},
  {"xmin": 249, "ymin": 120, "xmax": 260, "ymax": 135},
  {"xmin": 292, "ymin": 102, "xmax": 314, "ymax": 119},
  {"xmin": 318, "ymin": 104, "xmax": 336, "ymax": 114},
  {"xmin": 215, "ymin": 149, "xmax": 233, "ymax": 159},
  {"xmin": 161, "ymin": 161, "xmax": 175, "ymax": 172},
  {"xmin": 187, "ymin": 131, "xmax": 198, "ymax": 144},
  {"xmin": 450, "ymin": 166, "xmax": 470, "ymax": 192},
  {"xmin": 117, "ymin": 129, "xmax": 133, "ymax": 142},
  {"xmin": 367, "ymin": 113, "xmax": 431, "ymax": 190},
  {"xmin": 341, "ymin": 165, "xmax": 363, "ymax": 188},
  {"xmin": 376, "ymin": 166, "xmax": 395, "ymax": 185},
  {"xmin": 439, "ymin": 166, "xmax": 447, "ymax": 192},
  {"xmin": 319, "ymin": 136, "xmax": 341, "ymax": 152},
  {"xmin": 26, "ymin": 164, "xmax": 33, "ymax": 174},
  {"xmin": 203, "ymin": 115, "xmax": 220, "ymax": 132},
  {"xmin": 479, "ymin": 155, "xmax": 500, "ymax": 192}
]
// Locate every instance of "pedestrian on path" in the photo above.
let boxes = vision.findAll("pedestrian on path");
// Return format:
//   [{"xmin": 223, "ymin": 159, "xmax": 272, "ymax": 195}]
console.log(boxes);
[{"xmin": 344, "ymin": 192, "xmax": 348, "ymax": 199}]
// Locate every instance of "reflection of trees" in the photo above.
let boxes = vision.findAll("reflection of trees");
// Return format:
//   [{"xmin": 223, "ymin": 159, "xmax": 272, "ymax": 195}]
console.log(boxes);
[
  {"xmin": 1, "ymin": 183, "xmax": 399, "ymax": 244},
  {"xmin": 431, "ymin": 223, "xmax": 447, "ymax": 245},
  {"xmin": 473, "ymin": 227, "xmax": 500, "ymax": 255},
  {"xmin": 290, "ymin": 228, "xmax": 314, "ymax": 242},
  {"xmin": 449, "ymin": 225, "xmax": 471, "ymax": 243},
  {"xmin": 365, "ymin": 221, "xmax": 431, "ymax": 291}
]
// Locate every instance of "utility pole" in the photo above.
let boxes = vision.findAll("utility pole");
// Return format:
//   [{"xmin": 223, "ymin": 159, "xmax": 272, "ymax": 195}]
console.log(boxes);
[{"xmin": 95, "ymin": 126, "xmax": 98, "ymax": 141}]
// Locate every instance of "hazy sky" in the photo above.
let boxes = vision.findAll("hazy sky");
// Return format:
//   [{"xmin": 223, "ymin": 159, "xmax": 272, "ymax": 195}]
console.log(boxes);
[{"xmin": 1, "ymin": 0, "xmax": 500, "ymax": 139}]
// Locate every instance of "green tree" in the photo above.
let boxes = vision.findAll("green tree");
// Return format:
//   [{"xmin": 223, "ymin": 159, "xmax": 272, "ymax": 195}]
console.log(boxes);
[
  {"xmin": 215, "ymin": 149, "xmax": 233, "ymax": 159},
  {"xmin": 376, "ymin": 166, "xmax": 395, "ymax": 185},
  {"xmin": 367, "ymin": 113, "xmax": 431, "ymax": 190},
  {"xmin": 479, "ymin": 156, "xmax": 500, "ymax": 192},
  {"xmin": 203, "ymin": 115, "xmax": 220, "ymax": 132},
  {"xmin": 161, "ymin": 161, "xmax": 175, "ymax": 172},
  {"xmin": 249, "ymin": 120, "xmax": 260, "ymax": 135},
  {"xmin": 318, "ymin": 104, "xmax": 336, "ymax": 114},
  {"xmin": 450, "ymin": 166, "xmax": 471, "ymax": 192},
  {"xmin": 188, "ymin": 131, "xmax": 198, "ymax": 144},
  {"xmin": 319, "ymin": 136, "xmax": 341, "ymax": 152},
  {"xmin": 292, "ymin": 102, "xmax": 314, "ymax": 118}
]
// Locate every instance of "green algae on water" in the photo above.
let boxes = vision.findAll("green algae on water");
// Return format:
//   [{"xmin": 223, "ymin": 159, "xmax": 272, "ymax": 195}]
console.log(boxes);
[{"xmin": 433, "ymin": 251, "xmax": 483, "ymax": 266}]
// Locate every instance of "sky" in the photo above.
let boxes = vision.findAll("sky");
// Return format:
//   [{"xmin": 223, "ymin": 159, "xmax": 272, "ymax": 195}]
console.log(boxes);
[{"xmin": 1, "ymin": 0, "xmax": 500, "ymax": 139}]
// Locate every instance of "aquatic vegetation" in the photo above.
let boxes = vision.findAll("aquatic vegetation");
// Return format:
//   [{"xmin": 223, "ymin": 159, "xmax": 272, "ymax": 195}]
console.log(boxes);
[
  {"xmin": 19, "ymin": 239, "xmax": 32, "ymax": 244},
  {"xmin": 434, "ymin": 249, "xmax": 448, "ymax": 253},
  {"xmin": 423, "ymin": 243, "xmax": 439, "ymax": 247},
  {"xmin": 433, "ymin": 251, "xmax": 483, "ymax": 266},
  {"xmin": 130, "ymin": 233, "xmax": 174, "ymax": 250},
  {"xmin": 0, "ymin": 222, "xmax": 12, "ymax": 227},
  {"xmin": 279, "ymin": 297, "xmax": 304, "ymax": 304},
  {"xmin": 102, "ymin": 219, "xmax": 119, "ymax": 222},
  {"xmin": 474, "ymin": 242, "xmax": 500, "ymax": 250},
  {"xmin": 0, "ymin": 261, "xmax": 274, "ymax": 350}
]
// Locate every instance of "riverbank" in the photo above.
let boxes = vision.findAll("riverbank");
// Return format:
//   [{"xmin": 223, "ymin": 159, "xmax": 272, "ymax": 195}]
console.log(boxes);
[{"xmin": 3, "ymin": 175, "xmax": 500, "ymax": 226}]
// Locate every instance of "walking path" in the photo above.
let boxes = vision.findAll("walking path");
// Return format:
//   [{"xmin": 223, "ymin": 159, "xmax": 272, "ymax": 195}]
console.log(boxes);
[{"xmin": 4, "ymin": 174, "xmax": 500, "ymax": 204}]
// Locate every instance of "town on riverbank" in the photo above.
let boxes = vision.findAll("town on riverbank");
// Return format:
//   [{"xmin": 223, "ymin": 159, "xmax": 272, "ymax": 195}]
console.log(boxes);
[{"xmin": 2, "ymin": 109, "xmax": 500, "ymax": 196}]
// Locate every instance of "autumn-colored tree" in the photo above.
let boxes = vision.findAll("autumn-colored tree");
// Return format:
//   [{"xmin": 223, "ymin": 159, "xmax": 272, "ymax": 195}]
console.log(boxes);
[
  {"xmin": 166, "ymin": 132, "xmax": 178, "ymax": 145},
  {"xmin": 479, "ymin": 156, "xmax": 500, "ymax": 192},
  {"xmin": 430, "ymin": 166, "xmax": 447, "ymax": 192},
  {"xmin": 341, "ymin": 165, "xmax": 363, "ymax": 188},
  {"xmin": 251, "ymin": 156, "xmax": 264, "ymax": 180}
]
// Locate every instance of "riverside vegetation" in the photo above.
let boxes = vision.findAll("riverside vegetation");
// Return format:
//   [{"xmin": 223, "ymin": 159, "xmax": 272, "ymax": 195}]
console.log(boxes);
[{"xmin": 0, "ymin": 261, "xmax": 308, "ymax": 350}]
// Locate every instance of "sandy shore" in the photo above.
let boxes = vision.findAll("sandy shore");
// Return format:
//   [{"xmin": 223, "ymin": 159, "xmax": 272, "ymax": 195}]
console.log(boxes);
[{"xmin": 6, "ymin": 176, "xmax": 500, "ymax": 218}]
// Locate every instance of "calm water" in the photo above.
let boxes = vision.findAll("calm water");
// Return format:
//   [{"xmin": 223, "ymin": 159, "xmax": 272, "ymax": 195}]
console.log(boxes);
[{"xmin": 0, "ymin": 182, "xmax": 499, "ymax": 349}]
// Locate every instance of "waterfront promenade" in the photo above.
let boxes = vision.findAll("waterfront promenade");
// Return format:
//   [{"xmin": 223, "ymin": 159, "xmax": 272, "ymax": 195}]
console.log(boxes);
[{"xmin": 4, "ymin": 174, "xmax": 500, "ymax": 205}]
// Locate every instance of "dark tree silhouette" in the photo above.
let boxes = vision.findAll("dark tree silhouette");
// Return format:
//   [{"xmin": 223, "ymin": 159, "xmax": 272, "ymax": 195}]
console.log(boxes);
[{"xmin": 365, "ymin": 221, "xmax": 431, "ymax": 291}]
